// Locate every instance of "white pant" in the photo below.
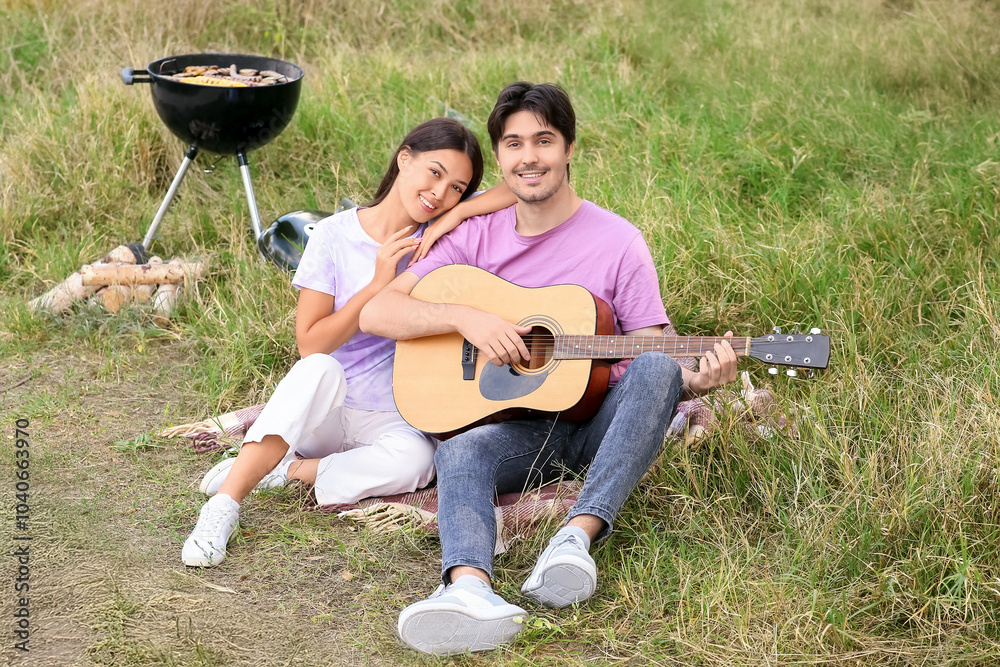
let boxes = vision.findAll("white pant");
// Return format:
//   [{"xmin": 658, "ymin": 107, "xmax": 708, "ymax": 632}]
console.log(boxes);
[{"xmin": 243, "ymin": 354, "xmax": 436, "ymax": 505}]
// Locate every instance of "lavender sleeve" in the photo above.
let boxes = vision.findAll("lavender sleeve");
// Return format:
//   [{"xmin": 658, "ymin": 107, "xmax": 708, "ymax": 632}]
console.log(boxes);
[{"xmin": 613, "ymin": 233, "xmax": 669, "ymax": 331}]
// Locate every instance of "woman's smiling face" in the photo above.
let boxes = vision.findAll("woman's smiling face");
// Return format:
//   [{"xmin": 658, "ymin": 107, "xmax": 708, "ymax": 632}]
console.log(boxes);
[{"xmin": 394, "ymin": 148, "xmax": 474, "ymax": 223}]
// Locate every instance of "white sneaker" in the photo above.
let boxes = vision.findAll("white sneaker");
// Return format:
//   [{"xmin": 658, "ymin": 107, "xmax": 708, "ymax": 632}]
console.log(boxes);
[
  {"xmin": 398, "ymin": 575, "xmax": 527, "ymax": 655},
  {"xmin": 199, "ymin": 456, "xmax": 292, "ymax": 496},
  {"xmin": 181, "ymin": 494, "xmax": 240, "ymax": 567},
  {"xmin": 521, "ymin": 529, "xmax": 597, "ymax": 608}
]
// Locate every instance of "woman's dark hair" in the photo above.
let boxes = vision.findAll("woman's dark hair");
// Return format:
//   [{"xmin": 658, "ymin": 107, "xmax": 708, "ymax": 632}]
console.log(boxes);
[
  {"xmin": 367, "ymin": 117, "xmax": 484, "ymax": 207},
  {"xmin": 486, "ymin": 81, "xmax": 576, "ymax": 179}
]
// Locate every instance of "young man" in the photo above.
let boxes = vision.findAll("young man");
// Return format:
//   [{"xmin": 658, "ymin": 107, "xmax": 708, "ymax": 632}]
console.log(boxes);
[{"xmin": 359, "ymin": 82, "xmax": 738, "ymax": 655}]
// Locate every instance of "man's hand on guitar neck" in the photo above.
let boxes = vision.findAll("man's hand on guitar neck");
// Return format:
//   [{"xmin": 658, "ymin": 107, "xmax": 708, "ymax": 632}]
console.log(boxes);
[
  {"xmin": 622, "ymin": 326, "xmax": 738, "ymax": 399},
  {"xmin": 681, "ymin": 331, "xmax": 738, "ymax": 399}
]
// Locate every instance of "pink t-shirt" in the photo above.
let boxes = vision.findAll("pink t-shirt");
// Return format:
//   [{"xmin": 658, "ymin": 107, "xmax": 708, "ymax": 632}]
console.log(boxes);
[{"xmin": 408, "ymin": 201, "xmax": 668, "ymax": 384}]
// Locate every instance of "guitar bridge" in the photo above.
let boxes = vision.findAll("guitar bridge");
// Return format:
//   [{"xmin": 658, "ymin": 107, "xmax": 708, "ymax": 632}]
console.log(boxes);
[{"xmin": 461, "ymin": 339, "xmax": 477, "ymax": 380}]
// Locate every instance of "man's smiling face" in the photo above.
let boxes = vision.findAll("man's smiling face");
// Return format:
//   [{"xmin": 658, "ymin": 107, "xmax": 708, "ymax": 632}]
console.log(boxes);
[{"xmin": 496, "ymin": 110, "xmax": 574, "ymax": 204}]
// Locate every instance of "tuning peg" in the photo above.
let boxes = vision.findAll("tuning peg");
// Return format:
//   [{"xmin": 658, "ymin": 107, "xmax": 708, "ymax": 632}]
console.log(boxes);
[
  {"xmin": 768, "ymin": 367, "xmax": 778, "ymax": 375},
  {"xmin": 810, "ymin": 327, "xmax": 821, "ymax": 335},
  {"xmin": 772, "ymin": 326, "xmax": 782, "ymax": 334},
  {"xmin": 786, "ymin": 368, "xmax": 798, "ymax": 378},
  {"xmin": 806, "ymin": 370, "xmax": 815, "ymax": 379},
  {"xmin": 793, "ymin": 327, "xmax": 800, "ymax": 334}
]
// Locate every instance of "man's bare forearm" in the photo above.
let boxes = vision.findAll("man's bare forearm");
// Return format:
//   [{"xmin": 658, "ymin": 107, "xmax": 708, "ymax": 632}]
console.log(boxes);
[
  {"xmin": 362, "ymin": 271, "xmax": 534, "ymax": 365},
  {"xmin": 360, "ymin": 275, "xmax": 463, "ymax": 340}
]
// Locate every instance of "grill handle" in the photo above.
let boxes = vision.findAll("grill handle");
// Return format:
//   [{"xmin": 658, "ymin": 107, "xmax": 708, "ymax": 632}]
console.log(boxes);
[{"xmin": 121, "ymin": 68, "xmax": 152, "ymax": 85}]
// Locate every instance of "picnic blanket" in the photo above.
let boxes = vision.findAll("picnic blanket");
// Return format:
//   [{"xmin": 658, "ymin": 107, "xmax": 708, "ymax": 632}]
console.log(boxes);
[
  {"xmin": 161, "ymin": 372, "xmax": 795, "ymax": 453},
  {"xmin": 314, "ymin": 481, "xmax": 583, "ymax": 555},
  {"xmin": 163, "ymin": 401, "xmax": 583, "ymax": 554},
  {"xmin": 163, "ymin": 369, "xmax": 797, "ymax": 553}
]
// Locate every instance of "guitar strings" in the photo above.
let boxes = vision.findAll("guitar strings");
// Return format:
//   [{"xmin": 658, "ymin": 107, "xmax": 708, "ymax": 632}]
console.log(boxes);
[{"xmin": 482, "ymin": 335, "xmax": 755, "ymax": 358}]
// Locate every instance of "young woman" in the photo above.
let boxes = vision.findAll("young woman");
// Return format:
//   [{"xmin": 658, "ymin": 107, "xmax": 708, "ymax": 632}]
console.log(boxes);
[{"xmin": 182, "ymin": 117, "xmax": 504, "ymax": 567}]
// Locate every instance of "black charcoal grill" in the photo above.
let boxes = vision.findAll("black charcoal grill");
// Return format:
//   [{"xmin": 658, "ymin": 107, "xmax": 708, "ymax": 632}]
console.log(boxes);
[{"xmin": 123, "ymin": 53, "xmax": 303, "ymax": 256}]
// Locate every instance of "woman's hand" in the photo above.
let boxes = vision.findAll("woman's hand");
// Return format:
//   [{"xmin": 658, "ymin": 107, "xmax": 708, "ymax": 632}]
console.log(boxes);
[
  {"xmin": 407, "ymin": 182, "xmax": 518, "ymax": 267},
  {"xmin": 373, "ymin": 226, "xmax": 420, "ymax": 288},
  {"xmin": 408, "ymin": 222, "xmax": 447, "ymax": 267}
]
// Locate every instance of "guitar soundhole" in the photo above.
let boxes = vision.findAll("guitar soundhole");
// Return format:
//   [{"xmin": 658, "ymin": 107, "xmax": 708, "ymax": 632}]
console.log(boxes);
[{"xmin": 523, "ymin": 326, "xmax": 555, "ymax": 371}]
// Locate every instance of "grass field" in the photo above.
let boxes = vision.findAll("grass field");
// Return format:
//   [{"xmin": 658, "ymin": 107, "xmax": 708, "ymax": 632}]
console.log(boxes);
[{"xmin": 3, "ymin": 0, "xmax": 1000, "ymax": 664}]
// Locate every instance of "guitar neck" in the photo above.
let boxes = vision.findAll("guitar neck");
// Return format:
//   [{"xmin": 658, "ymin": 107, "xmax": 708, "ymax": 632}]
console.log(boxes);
[{"xmin": 552, "ymin": 335, "xmax": 751, "ymax": 360}]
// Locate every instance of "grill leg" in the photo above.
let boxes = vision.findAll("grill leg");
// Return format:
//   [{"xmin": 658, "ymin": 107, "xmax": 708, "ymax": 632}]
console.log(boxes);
[
  {"xmin": 237, "ymin": 152, "xmax": 265, "ymax": 241},
  {"xmin": 142, "ymin": 145, "xmax": 198, "ymax": 251}
]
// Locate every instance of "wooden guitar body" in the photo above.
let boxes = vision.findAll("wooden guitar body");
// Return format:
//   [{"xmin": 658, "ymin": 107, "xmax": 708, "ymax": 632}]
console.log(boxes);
[{"xmin": 393, "ymin": 265, "xmax": 613, "ymax": 437}]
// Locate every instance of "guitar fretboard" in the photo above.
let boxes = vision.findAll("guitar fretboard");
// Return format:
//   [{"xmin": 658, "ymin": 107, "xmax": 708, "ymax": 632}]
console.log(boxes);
[{"xmin": 552, "ymin": 336, "xmax": 751, "ymax": 360}]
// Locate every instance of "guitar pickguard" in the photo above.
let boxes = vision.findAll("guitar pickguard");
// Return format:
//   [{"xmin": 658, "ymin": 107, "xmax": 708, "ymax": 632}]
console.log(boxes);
[{"xmin": 480, "ymin": 363, "xmax": 549, "ymax": 401}]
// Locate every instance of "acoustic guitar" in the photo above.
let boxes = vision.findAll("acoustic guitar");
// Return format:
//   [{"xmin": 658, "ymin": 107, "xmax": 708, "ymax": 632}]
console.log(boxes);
[{"xmin": 393, "ymin": 265, "xmax": 830, "ymax": 437}]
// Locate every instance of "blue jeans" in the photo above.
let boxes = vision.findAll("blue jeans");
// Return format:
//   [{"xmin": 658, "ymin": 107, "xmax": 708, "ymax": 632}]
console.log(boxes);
[{"xmin": 434, "ymin": 352, "xmax": 683, "ymax": 582}]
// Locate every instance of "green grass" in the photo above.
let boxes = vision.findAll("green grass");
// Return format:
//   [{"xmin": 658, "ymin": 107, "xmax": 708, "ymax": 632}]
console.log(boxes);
[{"xmin": 3, "ymin": 0, "xmax": 1000, "ymax": 663}]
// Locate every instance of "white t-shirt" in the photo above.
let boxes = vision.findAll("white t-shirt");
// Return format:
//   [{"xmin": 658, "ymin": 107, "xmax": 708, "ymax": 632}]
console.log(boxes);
[{"xmin": 292, "ymin": 207, "xmax": 422, "ymax": 411}]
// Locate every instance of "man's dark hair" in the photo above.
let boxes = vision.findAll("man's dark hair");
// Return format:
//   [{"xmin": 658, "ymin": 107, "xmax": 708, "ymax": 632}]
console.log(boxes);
[{"xmin": 487, "ymin": 82, "xmax": 576, "ymax": 179}]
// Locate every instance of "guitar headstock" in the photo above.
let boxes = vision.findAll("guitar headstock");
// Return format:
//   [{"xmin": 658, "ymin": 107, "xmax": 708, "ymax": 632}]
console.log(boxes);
[{"xmin": 747, "ymin": 327, "xmax": 830, "ymax": 374}]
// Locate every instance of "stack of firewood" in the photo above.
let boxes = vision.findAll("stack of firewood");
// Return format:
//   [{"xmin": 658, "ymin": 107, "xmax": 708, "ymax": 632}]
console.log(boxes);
[{"xmin": 28, "ymin": 244, "xmax": 204, "ymax": 325}]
